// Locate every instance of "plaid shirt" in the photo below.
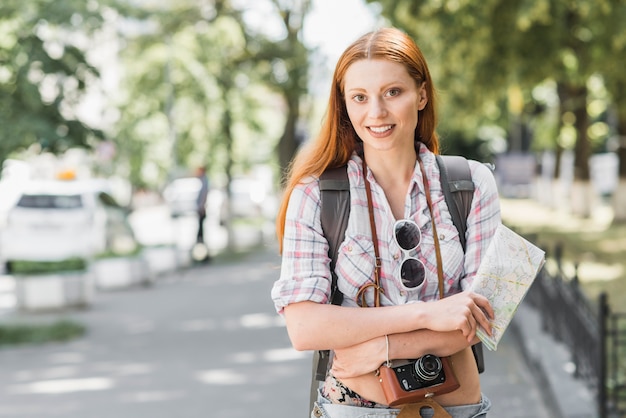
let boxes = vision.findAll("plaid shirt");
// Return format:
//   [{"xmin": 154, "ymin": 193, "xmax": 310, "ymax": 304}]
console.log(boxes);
[{"xmin": 272, "ymin": 144, "xmax": 501, "ymax": 313}]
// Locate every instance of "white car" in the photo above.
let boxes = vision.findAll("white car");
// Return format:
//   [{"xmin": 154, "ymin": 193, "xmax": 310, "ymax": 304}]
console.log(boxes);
[{"xmin": 0, "ymin": 180, "xmax": 137, "ymax": 271}]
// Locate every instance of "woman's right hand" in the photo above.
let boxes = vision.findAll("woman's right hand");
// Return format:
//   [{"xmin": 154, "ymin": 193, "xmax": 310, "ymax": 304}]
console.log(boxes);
[{"xmin": 420, "ymin": 291, "xmax": 494, "ymax": 343}]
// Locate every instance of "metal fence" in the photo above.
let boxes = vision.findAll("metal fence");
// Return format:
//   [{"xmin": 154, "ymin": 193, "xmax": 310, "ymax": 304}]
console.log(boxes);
[{"xmin": 525, "ymin": 242, "xmax": 626, "ymax": 418}]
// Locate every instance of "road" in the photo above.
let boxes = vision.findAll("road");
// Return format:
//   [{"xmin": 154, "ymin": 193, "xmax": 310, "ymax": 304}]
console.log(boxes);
[
  {"xmin": 0, "ymin": 204, "xmax": 554, "ymax": 417},
  {"xmin": 0, "ymin": 248, "xmax": 311, "ymax": 418}
]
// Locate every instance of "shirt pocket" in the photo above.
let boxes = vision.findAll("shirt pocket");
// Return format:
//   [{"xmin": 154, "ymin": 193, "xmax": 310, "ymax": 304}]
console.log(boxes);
[
  {"xmin": 334, "ymin": 235, "xmax": 376, "ymax": 305},
  {"xmin": 422, "ymin": 221, "xmax": 465, "ymax": 293}
]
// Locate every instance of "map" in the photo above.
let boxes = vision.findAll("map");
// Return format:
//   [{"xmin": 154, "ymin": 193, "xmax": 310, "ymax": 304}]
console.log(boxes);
[{"xmin": 471, "ymin": 223, "xmax": 546, "ymax": 351}]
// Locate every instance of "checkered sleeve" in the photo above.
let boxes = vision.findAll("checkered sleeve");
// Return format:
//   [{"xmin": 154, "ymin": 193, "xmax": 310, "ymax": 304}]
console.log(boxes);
[
  {"xmin": 460, "ymin": 161, "xmax": 502, "ymax": 290},
  {"xmin": 271, "ymin": 179, "xmax": 333, "ymax": 314}
]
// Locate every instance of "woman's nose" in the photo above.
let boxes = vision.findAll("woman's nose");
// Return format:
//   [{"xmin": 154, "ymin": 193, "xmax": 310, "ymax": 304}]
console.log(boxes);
[{"xmin": 368, "ymin": 98, "xmax": 387, "ymax": 118}]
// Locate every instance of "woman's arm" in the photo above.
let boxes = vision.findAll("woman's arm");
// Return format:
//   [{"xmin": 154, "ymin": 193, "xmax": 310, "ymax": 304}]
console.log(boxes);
[
  {"xmin": 284, "ymin": 291, "xmax": 493, "ymax": 351},
  {"xmin": 330, "ymin": 329, "xmax": 477, "ymax": 379}
]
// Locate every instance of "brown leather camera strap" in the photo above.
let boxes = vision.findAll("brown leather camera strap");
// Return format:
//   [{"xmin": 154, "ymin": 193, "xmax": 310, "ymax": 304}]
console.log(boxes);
[
  {"xmin": 397, "ymin": 398, "xmax": 452, "ymax": 418},
  {"xmin": 357, "ymin": 157, "xmax": 383, "ymax": 307},
  {"xmin": 416, "ymin": 155, "xmax": 445, "ymax": 300}
]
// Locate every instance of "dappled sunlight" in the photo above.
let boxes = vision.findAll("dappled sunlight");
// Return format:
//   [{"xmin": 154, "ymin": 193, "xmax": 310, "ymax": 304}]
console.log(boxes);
[
  {"xmin": 196, "ymin": 369, "xmax": 247, "ymax": 385},
  {"xmin": 8, "ymin": 377, "xmax": 114, "ymax": 395},
  {"xmin": 577, "ymin": 262, "xmax": 624, "ymax": 283},
  {"xmin": 119, "ymin": 390, "xmax": 186, "ymax": 403},
  {"xmin": 239, "ymin": 312, "xmax": 284, "ymax": 329},
  {"xmin": 178, "ymin": 318, "xmax": 218, "ymax": 332},
  {"xmin": 263, "ymin": 347, "xmax": 307, "ymax": 363},
  {"xmin": 228, "ymin": 346, "xmax": 307, "ymax": 365},
  {"xmin": 177, "ymin": 312, "xmax": 284, "ymax": 333}
]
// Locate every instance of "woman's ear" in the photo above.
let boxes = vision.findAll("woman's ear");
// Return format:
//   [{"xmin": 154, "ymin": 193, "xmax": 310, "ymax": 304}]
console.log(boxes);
[{"xmin": 418, "ymin": 83, "xmax": 428, "ymax": 110}]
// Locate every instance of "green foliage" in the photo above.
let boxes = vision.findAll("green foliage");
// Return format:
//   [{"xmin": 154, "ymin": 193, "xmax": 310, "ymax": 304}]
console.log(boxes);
[
  {"xmin": 8, "ymin": 258, "xmax": 87, "ymax": 275},
  {"xmin": 0, "ymin": 0, "xmax": 107, "ymax": 166},
  {"xmin": 0, "ymin": 319, "xmax": 86, "ymax": 346},
  {"xmin": 368, "ymin": 0, "xmax": 626, "ymax": 163},
  {"xmin": 112, "ymin": 0, "xmax": 289, "ymax": 189}
]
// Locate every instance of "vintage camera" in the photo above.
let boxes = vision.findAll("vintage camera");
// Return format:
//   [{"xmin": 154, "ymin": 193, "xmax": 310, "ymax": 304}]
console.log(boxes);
[{"xmin": 378, "ymin": 355, "xmax": 460, "ymax": 406}]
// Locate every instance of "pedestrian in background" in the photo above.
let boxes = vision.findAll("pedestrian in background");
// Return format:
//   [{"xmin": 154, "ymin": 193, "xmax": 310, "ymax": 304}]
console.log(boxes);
[
  {"xmin": 271, "ymin": 27, "xmax": 501, "ymax": 417},
  {"xmin": 195, "ymin": 165, "xmax": 209, "ymax": 244}
]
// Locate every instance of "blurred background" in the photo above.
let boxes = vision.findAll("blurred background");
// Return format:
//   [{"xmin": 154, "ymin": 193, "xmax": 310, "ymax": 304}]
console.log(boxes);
[
  {"xmin": 1, "ymin": 0, "xmax": 625, "ymax": 237},
  {"xmin": 0, "ymin": 0, "xmax": 625, "ymax": 416}
]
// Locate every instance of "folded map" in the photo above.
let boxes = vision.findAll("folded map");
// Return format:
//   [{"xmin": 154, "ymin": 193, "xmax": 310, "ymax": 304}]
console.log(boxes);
[{"xmin": 471, "ymin": 223, "xmax": 546, "ymax": 350}]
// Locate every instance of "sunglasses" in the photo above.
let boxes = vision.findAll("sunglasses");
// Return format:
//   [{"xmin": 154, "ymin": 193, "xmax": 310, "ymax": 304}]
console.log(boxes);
[{"xmin": 393, "ymin": 219, "xmax": 426, "ymax": 290}]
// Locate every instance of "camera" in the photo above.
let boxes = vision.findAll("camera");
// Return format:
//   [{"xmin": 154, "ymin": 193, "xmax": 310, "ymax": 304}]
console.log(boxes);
[{"xmin": 378, "ymin": 355, "xmax": 460, "ymax": 406}]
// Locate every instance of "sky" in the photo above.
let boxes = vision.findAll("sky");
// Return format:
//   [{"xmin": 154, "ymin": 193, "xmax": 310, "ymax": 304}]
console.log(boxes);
[
  {"xmin": 303, "ymin": 0, "xmax": 380, "ymax": 95},
  {"xmin": 303, "ymin": 0, "xmax": 379, "ymax": 65}
]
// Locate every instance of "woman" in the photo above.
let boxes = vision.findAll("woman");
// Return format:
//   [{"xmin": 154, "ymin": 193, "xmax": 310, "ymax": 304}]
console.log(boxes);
[{"xmin": 271, "ymin": 28, "xmax": 501, "ymax": 417}]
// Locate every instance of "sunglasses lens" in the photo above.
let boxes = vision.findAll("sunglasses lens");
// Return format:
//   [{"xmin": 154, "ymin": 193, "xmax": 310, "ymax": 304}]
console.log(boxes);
[
  {"xmin": 395, "ymin": 220, "xmax": 421, "ymax": 251},
  {"xmin": 400, "ymin": 259, "xmax": 425, "ymax": 289}
]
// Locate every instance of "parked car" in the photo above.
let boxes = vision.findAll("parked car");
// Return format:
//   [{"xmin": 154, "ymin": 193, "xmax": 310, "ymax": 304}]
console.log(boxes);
[{"xmin": 0, "ymin": 179, "xmax": 138, "ymax": 271}]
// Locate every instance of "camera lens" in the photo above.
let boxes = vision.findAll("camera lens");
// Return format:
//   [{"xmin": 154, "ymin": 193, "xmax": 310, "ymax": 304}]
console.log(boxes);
[{"xmin": 414, "ymin": 354, "xmax": 443, "ymax": 381}]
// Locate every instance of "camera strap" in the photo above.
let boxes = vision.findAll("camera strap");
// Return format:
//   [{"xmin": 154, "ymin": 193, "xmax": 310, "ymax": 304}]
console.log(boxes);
[
  {"xmin": 397, "ymin": 398, "xmax": 452, "ymax": 418},
  {"xmin": 416, "ymin": 155, "xmax": 445, "ymax": 301},
  {"xmin": 358, "ymin": 157, "xmax": 383, "ymax": 308}
]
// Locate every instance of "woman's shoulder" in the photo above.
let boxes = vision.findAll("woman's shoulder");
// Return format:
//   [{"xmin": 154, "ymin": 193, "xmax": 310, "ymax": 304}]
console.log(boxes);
[{"xmin": 467, "ymin": 159, "xmax": 499, "ymax": 199}]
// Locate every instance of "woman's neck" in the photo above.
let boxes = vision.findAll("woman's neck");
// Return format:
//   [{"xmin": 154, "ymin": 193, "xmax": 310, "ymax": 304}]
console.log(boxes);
[
  {"xmin": 363, "ymin": 147, "xmax": 417, "ymax": 187},
  {"xmin": 362, "ymin": 147, "xmax": 417, "ymax": 220}
]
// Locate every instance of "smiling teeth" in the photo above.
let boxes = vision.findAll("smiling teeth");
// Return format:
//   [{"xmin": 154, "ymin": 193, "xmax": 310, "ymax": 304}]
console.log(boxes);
[{"xmin": 370, "ymin": 125, "xmax": 392, "ymax": 133}]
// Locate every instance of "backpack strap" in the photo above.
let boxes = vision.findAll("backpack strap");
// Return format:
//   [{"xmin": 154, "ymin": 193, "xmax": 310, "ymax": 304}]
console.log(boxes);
[
  {"xmin": 309, "ymin": 165, "xmax": 351, "ymax": 410},
  {"xmin": 436, "ymin": 155, "xmax": 474, "ymax": 251},
  {"xmin": 436, "ymin": 155, "xmax": 485, "ymax": 374}
]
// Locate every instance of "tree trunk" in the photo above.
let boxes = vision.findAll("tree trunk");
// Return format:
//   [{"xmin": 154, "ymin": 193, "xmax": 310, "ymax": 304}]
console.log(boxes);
[
  {"xmin": 277, "ymin": 95, "xmax": 301, "ymax": 183},
  {"xmin": 612, "ymin": 116, "xmax": 626, "ymax": 222},
  {"xmin": 557, "ymin": 82, "xmax": 592, "ymax": 217}
]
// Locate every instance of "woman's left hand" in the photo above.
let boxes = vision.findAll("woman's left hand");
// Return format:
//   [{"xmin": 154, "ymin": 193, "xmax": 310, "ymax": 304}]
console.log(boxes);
[{"xmin": 331, "ymin": 336, "xmax": 386, "ymax": 379}]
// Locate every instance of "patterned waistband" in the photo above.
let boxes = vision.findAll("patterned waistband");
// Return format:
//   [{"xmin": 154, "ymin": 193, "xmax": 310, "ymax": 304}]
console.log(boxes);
[{"xmin": 321, "ymin": 373, "xmax": 390, "ymax": 409}]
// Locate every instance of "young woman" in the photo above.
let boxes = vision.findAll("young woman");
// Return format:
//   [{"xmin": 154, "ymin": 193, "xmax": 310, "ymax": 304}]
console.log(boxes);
[{"xmin": 271, "ymin": 28, "xmax": 501, "ymax": 418}]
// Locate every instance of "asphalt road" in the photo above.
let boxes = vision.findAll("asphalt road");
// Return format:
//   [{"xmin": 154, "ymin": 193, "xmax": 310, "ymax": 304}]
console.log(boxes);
[
  {"xmin": 0, "ymin": 247, "xmax": 312, "ymax": 418},
  {"xmin": 0, "ymin": 244, "xmax": 556, "ymax": 418}
]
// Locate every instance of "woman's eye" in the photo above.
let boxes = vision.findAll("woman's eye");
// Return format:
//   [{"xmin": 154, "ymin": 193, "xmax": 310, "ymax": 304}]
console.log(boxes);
[
  {"xmin": 387, "ymin": 88, "xmax": 400, "ymax": 97},
  {"xmin": 352, "ymin": 94, "xmax": 366, "ymax": 103}
]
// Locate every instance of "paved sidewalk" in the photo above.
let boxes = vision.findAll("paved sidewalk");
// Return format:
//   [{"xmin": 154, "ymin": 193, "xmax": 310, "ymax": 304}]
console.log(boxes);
[
  {"xmin": 0, "ymin": 197, "xmax": 601, "ymax": 417},
  {"xmin": 499, "ymin": 197, "xmax": 601, "ymax": 418}
]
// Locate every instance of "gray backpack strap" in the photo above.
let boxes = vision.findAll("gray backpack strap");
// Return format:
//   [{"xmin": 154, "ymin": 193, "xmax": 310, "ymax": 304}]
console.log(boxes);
[
  {"xmin": 436, "ymin": 155, "xmax": 474, "ymax": 251},
  {"xmin": 309, "ymin": 165, "xmax": 350, "ymax": 411},
  {"xmin": 436, "ymin": 155, "xmax": 485, "ymax": 374}
]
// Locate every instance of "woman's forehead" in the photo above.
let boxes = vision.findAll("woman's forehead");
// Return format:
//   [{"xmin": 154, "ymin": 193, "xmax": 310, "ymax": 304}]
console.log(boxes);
[{"xmin": 343, "ymin": 59, "xmax": 413, "ymax": 90}]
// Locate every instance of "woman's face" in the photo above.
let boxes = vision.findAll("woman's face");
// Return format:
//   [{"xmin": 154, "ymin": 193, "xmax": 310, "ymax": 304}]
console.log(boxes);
[{"xmin": 343, "ymin": 59, "xmax": 427, "ymax": 153}]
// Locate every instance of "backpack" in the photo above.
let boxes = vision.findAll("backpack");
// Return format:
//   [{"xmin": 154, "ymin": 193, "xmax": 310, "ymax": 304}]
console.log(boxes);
[{"xmin": 310, "ymin": 155, "xmax": 483, "ymax": 409}]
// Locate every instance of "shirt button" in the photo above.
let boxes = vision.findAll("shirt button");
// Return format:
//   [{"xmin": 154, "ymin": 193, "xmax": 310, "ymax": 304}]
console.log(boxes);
[
  {"xmin": 400, "ymin": 290, "xmax": 406, "ymax": 296},
  {"xmin": 439, "ymin": 233, "xmax": 445, "ymax": 240},
  {"xmin": 346, "ymin": 245, "xmax": 353, "ymax": 252},
  {"xmin": 393, "ymin": 253, "xmax": 400, "ymax": 260}
]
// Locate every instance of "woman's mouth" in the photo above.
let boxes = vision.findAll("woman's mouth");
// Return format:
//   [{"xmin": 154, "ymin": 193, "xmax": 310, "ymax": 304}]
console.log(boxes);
[{"xmin": 368, "ymin": 125, "xmax": 394, "ymax": 134}]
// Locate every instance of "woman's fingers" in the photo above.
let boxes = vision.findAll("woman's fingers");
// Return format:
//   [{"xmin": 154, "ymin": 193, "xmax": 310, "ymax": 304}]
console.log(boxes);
[{"xmin": 428, "ymin": 291, "xmax": 494, "ymax": 339}]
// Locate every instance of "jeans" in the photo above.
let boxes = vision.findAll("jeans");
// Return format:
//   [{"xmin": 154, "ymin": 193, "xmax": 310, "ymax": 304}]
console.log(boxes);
[{"xmin": 311, "ymin": 393, "xmax": 491, "ymax": 418}]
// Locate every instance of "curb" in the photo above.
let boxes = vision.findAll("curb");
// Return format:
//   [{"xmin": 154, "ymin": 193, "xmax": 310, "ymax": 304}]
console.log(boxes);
[{"xmin": 511, "ymin": 302, "xmax": 597, "ymax": 418}]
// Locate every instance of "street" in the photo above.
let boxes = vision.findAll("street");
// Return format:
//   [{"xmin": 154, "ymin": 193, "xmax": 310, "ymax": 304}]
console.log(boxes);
[
  {"xmin": 0, "ymin": 243, "xmax": 556, "ymax": 417},
  {"xmin": 0, "ymin": 203, "xmax": 557, "ymax": 417},
  {"xmin": 0, "ymin": 247, "xmax": 311, "ymax": 417}
]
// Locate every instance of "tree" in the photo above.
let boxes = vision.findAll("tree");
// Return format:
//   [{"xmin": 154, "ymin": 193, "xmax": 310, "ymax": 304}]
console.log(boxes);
[
  {"xmin": 595, "ymin": 0, "xmax": 626, "ymax": 222},
  {"xmin": 0, "ymin": 0, "xmax": 106, "ymax": 169},
  {"xmin": 257, "ymin": 0, "xmax": 312, "ymax": 182},
  {"xmin": 368, "ymin": 0, "xmax": 610, "ymax": 216}
]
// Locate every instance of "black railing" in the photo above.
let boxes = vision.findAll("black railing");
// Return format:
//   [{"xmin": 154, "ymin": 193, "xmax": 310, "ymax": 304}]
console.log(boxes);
[
  {"xmin": 605, "ymin": 305, "xmax": 626, "ymax": 417},
  {"xmin": 524, "ymin": 242, "xmax": 625, "ymax": 418}
]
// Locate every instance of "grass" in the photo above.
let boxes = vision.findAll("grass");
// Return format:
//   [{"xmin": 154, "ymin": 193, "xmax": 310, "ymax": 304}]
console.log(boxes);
[
  {"xmin": 0, "ymin": 319, "xmax": 86, "ymax": 346},
  {"xmin": 8, "ymin": 258, "xmax": 88, "ymax": 275},
  {"xmin": 500, "ymin": 198, "xmax": 626, "ymax": 311},
  {"xmin": 502, "ymin": 198, "xmax": 626, "ymax": 409}
]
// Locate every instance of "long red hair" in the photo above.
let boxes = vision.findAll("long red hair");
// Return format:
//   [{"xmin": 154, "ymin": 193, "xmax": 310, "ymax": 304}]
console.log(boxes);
[{"xmin": 276, "ymin": 28, "xmax": 439, "ymax": 251}]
